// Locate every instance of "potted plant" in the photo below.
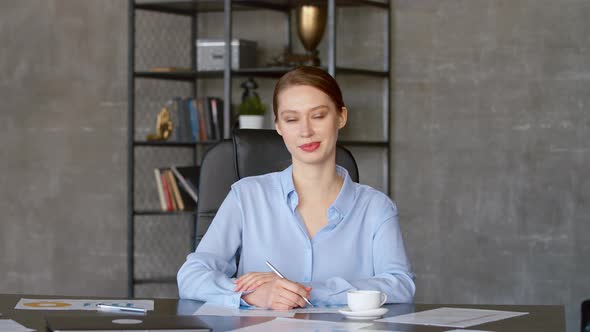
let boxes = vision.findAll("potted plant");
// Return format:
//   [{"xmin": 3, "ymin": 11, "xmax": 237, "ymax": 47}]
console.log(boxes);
[{"xmin": 238, "ymin": 78, "xmax": 266, "ymax": 129}]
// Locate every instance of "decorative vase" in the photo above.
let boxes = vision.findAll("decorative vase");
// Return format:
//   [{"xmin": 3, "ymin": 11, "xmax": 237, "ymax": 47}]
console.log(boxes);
[
  {"xmin": 239, "ymin": 115, "xmax": 264, "ymax": 129},
  {"xmin": 296, "ymin": 4, "xmax": 327, "ymax": 66}
]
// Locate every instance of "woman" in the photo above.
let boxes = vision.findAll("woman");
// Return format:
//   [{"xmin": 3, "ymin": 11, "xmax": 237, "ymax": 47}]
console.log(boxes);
[{"xmin": 177, "ymin": 66, "xmax": 415, "ymax": 310}]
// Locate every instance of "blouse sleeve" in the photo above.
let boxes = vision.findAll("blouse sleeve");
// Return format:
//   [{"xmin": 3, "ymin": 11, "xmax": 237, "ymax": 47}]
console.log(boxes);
[{"xmin": 177, "ymin": 188, "xmax": 245, "ymax": 307}]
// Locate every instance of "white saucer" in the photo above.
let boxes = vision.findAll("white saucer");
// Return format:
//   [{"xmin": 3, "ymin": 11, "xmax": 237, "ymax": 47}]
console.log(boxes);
[{"xmin": 338, "ymin": 307, "xmax": 389, "ymax": 320}]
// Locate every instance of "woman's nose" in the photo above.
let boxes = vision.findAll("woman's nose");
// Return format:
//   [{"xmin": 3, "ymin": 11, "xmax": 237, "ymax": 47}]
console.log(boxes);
[{"xmin": 299, "ymin": 117, "xmax": 314, "ymax": 137}]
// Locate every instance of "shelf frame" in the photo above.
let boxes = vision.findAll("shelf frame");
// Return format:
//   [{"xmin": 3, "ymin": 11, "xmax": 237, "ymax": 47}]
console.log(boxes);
[
  {"xmin": 133, "ymin": 0, "xmax": 388, "ymax": 15},
  {"xmin": 134, "ymin": 67, "xmax": 388, "ymax": 81},
  {"xmin": 128, "ymin": 0, "xmax": 392, "ymax": 298}
]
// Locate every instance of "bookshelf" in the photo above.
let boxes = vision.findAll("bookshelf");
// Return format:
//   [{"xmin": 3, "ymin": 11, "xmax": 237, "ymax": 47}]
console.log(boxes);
[{"xmin": 128, "ymin": 0, "xmax": 391, "ymax": 298}]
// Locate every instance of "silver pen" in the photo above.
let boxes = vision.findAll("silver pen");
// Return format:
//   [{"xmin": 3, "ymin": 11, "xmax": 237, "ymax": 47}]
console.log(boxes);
[
  {"xmin": 265, "ymin": 260, "xmax": 314, "ymax": 307},
  {"xmin": 96, "ymin": 303, "xmax": 147, "ymax": 313}
]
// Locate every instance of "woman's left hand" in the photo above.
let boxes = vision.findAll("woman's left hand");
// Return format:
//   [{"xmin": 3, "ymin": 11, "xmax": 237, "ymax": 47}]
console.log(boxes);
[{"xmin": 234, "ymin": 272, "xmax": 280, "ymax": 292}]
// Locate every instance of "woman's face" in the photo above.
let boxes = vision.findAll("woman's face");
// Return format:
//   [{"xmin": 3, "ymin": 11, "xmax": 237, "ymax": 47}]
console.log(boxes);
[{"xmin": 275, "ymin": 85, "xmax": 347, "ymax": 167}]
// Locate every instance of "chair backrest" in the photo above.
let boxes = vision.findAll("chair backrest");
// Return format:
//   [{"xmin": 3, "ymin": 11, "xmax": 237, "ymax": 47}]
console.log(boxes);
[
  {"xmin": 583, "ymin": 299, "xmax": 590, "ymax": 332},
  {"xmin": 195, "ymin": 129, "xmax": 358, "ymax": 243}
]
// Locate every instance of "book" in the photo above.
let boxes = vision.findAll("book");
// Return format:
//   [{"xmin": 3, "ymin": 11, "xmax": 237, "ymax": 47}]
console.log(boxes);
[
  {"xmin": 181, "ymin": 98, "xmax": 193, "ymax": 141},
  {"xmin": 170, "ymin": 97, "xmax": 184, "ymax": 141},
  {"xmin": 160, "ymin": 172, "xmax": 174, "ymax": 211},
  {"xmin": 209, "ymin": 97, "xmax": 223, "ymax": 140},
  {"xmin": 196, "ymin": 97, "xmax": 208, "ymax": 140},
  {"xmin": 154, "ymin": 168, "xmax": 167, "ymax": 211},
  {"xmin": 201, "ymin": 97, "xmax": 214, "ymax": 140},
  {"xmin": 171, "ymin": 166, "xmax": 199, "ymax": 206},
  {"xmin": 188, "ymin": 98, "xmax": 200, "ymax": 141},
  {"xmin": 166, "ymin": 169, "xmax": 185, "ymax": 211}
]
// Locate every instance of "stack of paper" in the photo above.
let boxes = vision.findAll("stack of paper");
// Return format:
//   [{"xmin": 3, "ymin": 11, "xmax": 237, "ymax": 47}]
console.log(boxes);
[{"xmin": 376, "ymin": 307, "xmax": 528, "ymax": 328}]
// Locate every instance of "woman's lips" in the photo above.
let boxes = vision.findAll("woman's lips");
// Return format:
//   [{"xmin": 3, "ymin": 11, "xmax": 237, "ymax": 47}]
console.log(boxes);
[{"xmin": 299, "ymin": 142, "xmax": 321, "ymax": 152}]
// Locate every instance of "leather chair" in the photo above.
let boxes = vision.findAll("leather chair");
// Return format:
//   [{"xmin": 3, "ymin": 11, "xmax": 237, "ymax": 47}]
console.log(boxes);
[
  {"xmin": 195, "ymin": 129, "xmax": 359, "ymax": 244},
  {"xmin": 583, "ymin": 299, "xmax": 590, "ymax": 332}
]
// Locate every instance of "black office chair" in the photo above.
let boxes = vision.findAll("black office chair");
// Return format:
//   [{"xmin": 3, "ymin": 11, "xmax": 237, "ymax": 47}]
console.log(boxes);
[
  {"xmin": 583, "ymin": 299, "xmax": 590, "ymax": 332},
  {"xmin": 195, "ymin": 129, "xmax": 359, "ymax": 243}
]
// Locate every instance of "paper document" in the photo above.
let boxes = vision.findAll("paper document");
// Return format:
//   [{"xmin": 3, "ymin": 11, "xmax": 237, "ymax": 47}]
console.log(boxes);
[
  {"xmin": 194, "ymin": 303, "xmax": 295, "ymax": 317},
  {"xmin": 0, "ymin": 319, "xmax": 35, "ymax": 332},
  {"xmin": 376, "ymin": 307, "xmax": 528, "ymax": 328},
  {"xmin": 227, "ymin": 317, "xmax": 373, "ymax": 332},
  {"xmin": 194, "ymin": 302, "xmax": 345, "ymax": 317},
  {"xmin": 15, "ymin": 298, "xmax": 154, "ymax": 311},
  {"xmin": 289, "ymin": 306, "xmax": 344, "ymax": 314}
]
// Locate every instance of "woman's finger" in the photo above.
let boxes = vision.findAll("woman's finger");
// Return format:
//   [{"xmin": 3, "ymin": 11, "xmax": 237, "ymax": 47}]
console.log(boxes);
[
  {"xmin": 276, "ymin": 279, "xmax": 311, "ymax": 301},
  {"xmin": 235, "ymin": 272, "xmax": 257, "ymax": 284},
  {"xmin": 247, "ymin": 277, "xmax": 273, "ymax": 291},
  {"xmin": 235, "ymin": 273, "xmax": 261, "ymax": 291},
  {"xmin": 276, "ymin": 289, "xmax": 306, "ymax": 309},
  {"xmin": 242, "ymin": 273, "xmax": 277, "ymax": 291}
]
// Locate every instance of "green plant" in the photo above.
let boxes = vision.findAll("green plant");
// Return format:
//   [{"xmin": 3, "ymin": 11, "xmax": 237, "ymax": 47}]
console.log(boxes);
[{"xmin": 238, "ymin": 95, "xmax": 267, "ymax": 116}]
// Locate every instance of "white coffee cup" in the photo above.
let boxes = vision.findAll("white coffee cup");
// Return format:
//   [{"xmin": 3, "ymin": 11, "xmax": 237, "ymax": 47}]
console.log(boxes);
[{"xmin": 347, "ymin": 290, "xmax": 387, "ymax": 312}]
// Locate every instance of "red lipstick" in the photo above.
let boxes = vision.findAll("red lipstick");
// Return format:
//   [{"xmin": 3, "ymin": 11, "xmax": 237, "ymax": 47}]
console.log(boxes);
[{"xmin": 299, "ymin": 142, "xmax": 320, "ymax": 152}]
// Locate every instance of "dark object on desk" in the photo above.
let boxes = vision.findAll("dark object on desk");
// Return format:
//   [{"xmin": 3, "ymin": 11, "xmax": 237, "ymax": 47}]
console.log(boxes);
[
  {"xmin": 46, "ymin": 314, "xmax": 210, "ymax": 331},
  {"xmin": 195, "ymin": 128, "xmax": 359, "ymax": 244},
  {"xmin": 583, "ymin": 299, "xmax": 590, "ymax": 332}
]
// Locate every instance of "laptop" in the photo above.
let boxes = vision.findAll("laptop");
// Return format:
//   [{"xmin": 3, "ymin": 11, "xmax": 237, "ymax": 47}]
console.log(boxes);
[{"xmin": 46, "ymin": 314, "xmax": 210, "ymax": 332}]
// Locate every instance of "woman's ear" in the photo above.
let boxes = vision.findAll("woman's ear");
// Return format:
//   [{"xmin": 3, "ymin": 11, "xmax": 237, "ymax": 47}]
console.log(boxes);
[
  {"xmin": 275, "ymin": 121, "xmax": 283, "ymax": 136},
  {"xmin": 338, "ymin": 107, "xmax": 348, "ymax": 129}
]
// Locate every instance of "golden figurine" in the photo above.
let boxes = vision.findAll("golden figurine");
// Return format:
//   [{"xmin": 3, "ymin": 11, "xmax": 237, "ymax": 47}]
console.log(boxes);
[{"xmin": 146, "ymin": 106, "xmax": 173, "ymax": 140}]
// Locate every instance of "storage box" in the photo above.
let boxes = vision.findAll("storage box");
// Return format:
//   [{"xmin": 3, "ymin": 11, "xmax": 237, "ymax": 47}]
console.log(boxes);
[{"xmin": 196, "ymin": 39, "xmax": 257, "ymax": 71}]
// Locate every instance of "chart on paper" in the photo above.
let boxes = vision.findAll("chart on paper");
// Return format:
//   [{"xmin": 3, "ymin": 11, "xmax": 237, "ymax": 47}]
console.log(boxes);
[{"xmin": 14, "ymin": 298, "xmax": 154, "ymax": 311}]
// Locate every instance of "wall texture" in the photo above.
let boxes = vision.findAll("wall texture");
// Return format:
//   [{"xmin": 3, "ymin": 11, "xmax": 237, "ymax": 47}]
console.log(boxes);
[
  {"xmin": 0, "ymin": 0, "xmax": 128, "ymax": 296},
  {"xmin": 0, "ymin": 1, "xmax": 588, "ymax": 332},
  {"xmin": 391, "ymin": 1, "xmax": 590, "ymax": 331}
]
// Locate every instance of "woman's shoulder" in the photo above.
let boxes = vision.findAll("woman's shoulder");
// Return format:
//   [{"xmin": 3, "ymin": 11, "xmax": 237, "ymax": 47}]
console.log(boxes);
[
  {"xmin": 230, "ymin": 170, "xmax": 283, "ymax": 194},
  {"xmin": 352, "ymin": 182, "xmax": 398, "ymax": 215}
]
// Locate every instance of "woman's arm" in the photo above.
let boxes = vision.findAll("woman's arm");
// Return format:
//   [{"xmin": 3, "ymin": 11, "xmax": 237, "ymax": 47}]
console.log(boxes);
[
  {"xmin": 306, "ymin": 215, "xmax": 415, "ymax": 305},
  {"xmin": 177, "ymin": 188, "xmax": 245, "ymax": 307}
]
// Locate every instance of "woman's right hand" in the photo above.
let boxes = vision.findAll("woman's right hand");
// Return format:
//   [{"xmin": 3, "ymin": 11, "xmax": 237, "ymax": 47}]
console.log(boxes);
[
  {"xmin": 240, "ymin": 278, "xmax": 312, "ymax": 310},
  {"xmin": 234, "ymin": 272, "xmax": 279, "ymax": 292}
]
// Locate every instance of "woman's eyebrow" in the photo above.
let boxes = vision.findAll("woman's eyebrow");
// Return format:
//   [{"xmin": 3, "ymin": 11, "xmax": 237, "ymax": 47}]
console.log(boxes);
[{"xmin": 280, "ymin": 105, "xmax": 329, "ymax": 114}]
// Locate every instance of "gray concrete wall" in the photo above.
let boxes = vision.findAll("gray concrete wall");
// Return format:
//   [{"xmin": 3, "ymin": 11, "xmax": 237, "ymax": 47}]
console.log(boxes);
[
  {"xmin": 0, "ymin": 0, "xmax": 128, "ymax": 296},
  {"xmin": 391, "ymin": 1, "xmax": 590, "ymax": 332}
]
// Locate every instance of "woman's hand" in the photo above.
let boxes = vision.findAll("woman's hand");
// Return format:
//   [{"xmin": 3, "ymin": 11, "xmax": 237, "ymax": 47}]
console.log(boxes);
[
  {"xmin": 240, "ymin": 278, "xmax": 312, "ymax": 310},
  {"xmin": 234, "ymin": 272, "xmax": 279, "ymax": 292}
]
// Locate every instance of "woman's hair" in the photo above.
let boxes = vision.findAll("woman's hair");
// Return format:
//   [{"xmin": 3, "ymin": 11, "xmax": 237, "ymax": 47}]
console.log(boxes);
[{"xmin": 272, "ymin": 66, "xmax": 345, "ymax": 121}]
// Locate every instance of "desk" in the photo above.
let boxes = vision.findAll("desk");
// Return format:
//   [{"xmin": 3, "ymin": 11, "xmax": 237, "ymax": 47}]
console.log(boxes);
[{"xmin": 0, "ymin": 294, "xmax": 564, "ymax": 331}]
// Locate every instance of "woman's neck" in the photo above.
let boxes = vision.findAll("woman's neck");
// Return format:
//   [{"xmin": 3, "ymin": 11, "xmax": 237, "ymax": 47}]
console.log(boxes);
[{"xmin": 292, "ymin": 160, "xmax": 343, "ymax": 202}]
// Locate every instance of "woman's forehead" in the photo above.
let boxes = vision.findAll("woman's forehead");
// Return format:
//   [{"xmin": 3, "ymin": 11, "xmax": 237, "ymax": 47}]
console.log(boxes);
[{"xmin": 277, "ymin": 85, "xmax": 334, "ymax": 109}]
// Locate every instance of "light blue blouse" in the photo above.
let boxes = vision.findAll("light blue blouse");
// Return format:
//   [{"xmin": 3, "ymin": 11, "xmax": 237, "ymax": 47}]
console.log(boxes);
[{"xmin": 177, "ymin": 165, "xmax": 415, "ymax": 307}]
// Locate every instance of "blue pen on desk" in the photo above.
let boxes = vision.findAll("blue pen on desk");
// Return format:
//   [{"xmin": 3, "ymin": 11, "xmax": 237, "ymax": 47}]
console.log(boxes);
[
  {"xmin": 265, "ymin": 260, "xmax": 314, "ymax": 307},
  {"xmin": 96, "ymin": 303, "xmax": 147, "ymax": 313}
]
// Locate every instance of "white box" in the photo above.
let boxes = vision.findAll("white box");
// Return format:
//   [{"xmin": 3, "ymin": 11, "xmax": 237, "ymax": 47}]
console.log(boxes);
[{"xmin": 196, "ymin": 39, "xmax": 257, "ymax": 71}]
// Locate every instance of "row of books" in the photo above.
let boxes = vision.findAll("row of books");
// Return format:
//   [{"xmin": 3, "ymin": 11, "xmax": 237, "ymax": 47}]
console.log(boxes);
[
  {"xmin": 154, "ymin": 166, "xmax": 199, "ymax": 211},
  {"xmin": 165, "ymin": 97, "xmax": 224, "ymax": 142}
]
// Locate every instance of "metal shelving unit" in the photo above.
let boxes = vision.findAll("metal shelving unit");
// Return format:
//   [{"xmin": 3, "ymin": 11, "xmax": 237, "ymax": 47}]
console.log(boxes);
[{"xmin": 127, "ymin": 0, "xmax": 391, "ymax": 298}]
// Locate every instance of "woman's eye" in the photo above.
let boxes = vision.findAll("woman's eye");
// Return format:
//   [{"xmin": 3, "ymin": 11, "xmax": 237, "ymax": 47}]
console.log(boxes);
[
  {"xmin": 285, "ymin": 118, "xmax": 297, "ymax": 122},
  {"xmin": 312, "ymin": 115, "xmax": 325, "ymax": 119}
]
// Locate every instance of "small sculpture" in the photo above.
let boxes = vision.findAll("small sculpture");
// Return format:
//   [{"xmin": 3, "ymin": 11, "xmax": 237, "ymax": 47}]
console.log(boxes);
[{"xmin": 146, "ymin": 106, "xmax": 173, "ymax": 140}]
